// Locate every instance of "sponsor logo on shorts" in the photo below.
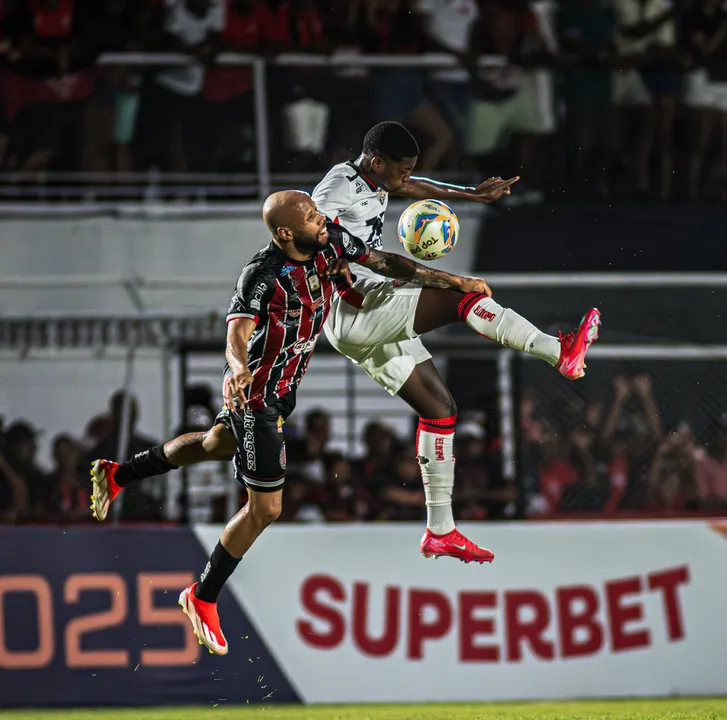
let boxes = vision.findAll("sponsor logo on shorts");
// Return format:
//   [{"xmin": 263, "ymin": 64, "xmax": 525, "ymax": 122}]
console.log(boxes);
[
  {"xmin": 473, "ymin": 305, "xmax": 496, "ymax": 322},
  {"xmin": 243, "ymin": 409, "xmax": 256, "ymax": 472},
  {"xmin": 279, "ymin": 444, "xmax": 287, "ymax": 470}
]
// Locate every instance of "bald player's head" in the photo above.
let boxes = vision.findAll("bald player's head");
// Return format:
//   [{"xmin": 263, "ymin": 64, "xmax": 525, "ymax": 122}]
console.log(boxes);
[{"xmin": 262, "ymin": 190, "xmax": 329, "ymax": 257}]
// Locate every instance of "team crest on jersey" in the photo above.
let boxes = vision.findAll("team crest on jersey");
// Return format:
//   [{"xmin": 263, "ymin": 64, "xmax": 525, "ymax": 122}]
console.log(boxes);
[
  {"xmin": 307, "ymin": 273, "xmax": 321, "ymax": 293},
  {"xmin": 280, "ymin": 263, "xmax": 296, "ymax": 277},
  {"xmin": 378, "ymin": 190, "xmax": 387, "ymax": 205}
]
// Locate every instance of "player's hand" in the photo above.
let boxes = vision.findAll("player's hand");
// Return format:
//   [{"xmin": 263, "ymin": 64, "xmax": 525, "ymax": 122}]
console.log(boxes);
[
  {"xmin": 321, "ymin": 257, "xmax": 352, "ymax": 285},
  {"xmin": 471, "ymin": 176, "xmax": 520, "ymax": 203},
  {"xmin": 225, "ymin": 368, "xmax": 253, "ymax": 412},
  {"xmin": 456, "ymin": 276, "xmax": 492, "ymax": 296}
]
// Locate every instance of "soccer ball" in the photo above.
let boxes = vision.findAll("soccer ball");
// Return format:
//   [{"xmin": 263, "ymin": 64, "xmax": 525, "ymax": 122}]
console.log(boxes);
[{"xmin": 397, "ymin": 199, "xmax": 459, "ymax": 261}]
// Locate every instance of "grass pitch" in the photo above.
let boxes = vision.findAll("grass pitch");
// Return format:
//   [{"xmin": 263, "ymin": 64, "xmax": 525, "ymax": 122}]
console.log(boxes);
[{"xmin": 2, "ymin": 699, "xmax": 727, "ymax": 720}]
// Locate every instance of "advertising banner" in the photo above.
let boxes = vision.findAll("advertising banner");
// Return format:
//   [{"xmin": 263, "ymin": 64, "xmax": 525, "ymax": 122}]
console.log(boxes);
[
  {"xmin": 193, "ymin": 521, "xmax": 727, "ymax": 704},
  {"xmin": 3, "ymin": 521, "xmax": 726, "ymax": 707},
  {"xmin": 0, "ymin": 527, "xmax": 299, "ymax": 708}
]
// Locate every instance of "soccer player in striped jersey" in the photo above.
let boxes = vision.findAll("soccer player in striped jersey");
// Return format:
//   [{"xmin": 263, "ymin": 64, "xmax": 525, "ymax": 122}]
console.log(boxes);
[
  {"xmin": 88, "ymin": 189, "xmax": 493, "ymax": 656},
  {"xmin": 313, "ymin": 122, "xmax": 601, "ymax": 565}
]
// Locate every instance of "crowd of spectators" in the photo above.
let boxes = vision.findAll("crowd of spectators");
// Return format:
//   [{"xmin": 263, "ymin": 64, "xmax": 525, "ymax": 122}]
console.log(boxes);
[
  {"xmin": 2, "ymin": 371, "xmax": 727, "ymax": 525},
  {"xmin": 0, "ymin": 0, "xmax": 724, "ymax": 201},
  {"xmin": 522, "ymin": 372, "xmax": 727, "ymax": 516}
]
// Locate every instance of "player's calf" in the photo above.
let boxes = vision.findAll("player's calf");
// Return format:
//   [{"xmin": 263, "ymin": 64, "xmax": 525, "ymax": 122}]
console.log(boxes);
[
  {"xmin": 183, "ymin": 489, "xmax": 283, "ymax": 656},
  {"xmin": 416, "ymin": 415, "xmax": 457, "ymax": 536}
]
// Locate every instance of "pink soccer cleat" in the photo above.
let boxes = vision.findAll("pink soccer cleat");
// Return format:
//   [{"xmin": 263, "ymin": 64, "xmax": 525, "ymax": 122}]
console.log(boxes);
[
  {"xmin": 178, "ymin": 583, "xmax": 229, "ymax": 656},
  {"xmin": 90, "ymin": 459, "xmax": 123, "ymax": 521},
  {"xmin": 420, "ymin": 527, "xmax": 495, "ymax": 564},
  {"xmin": 556, "ymin": 308, "xmax": 601, "ymax": 380}
]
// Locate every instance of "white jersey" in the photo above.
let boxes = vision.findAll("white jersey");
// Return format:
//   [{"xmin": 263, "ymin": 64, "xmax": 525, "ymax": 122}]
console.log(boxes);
[{"xmin": 311, "ymin": 161, "xmax": 389, "ymax": 281}]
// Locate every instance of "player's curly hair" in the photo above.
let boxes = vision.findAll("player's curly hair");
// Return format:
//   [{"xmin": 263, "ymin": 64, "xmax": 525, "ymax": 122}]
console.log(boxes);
[{"xmin": 362, "ymin": 122, "xmax": 419, "ymax": 162}]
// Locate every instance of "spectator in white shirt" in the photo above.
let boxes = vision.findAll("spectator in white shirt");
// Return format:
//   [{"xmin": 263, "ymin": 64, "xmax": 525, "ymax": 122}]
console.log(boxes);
[
  {"xmin": 612, "ymin": 0, "xmax": 682, "ymax": 199},
  {"xmin": 136, "ymin": 0, "xmax": 224, "ymax": 171},
  {"xmin": 413, "ymin": 0, "xmax": 480, "ymax": 166}
]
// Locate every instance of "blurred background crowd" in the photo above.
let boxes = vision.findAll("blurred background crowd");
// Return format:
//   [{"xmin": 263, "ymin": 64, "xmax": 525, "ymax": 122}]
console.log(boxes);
[
  {"xmin": 0, "ymin": 0, "xmax": 725, "ymax": 202},
  {"xmin": 2, "ymin": 368, "xmax": 727, "ymax": 526},
  {"xmin": 1, "ymin": 0, "xmax": 725, "ymax": 527}
]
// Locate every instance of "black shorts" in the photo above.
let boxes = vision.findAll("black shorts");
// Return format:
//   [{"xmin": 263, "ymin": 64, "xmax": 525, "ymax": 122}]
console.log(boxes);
[{"xmin": 214, "ymin": 392, "xmax": 296, "ymax": 493}]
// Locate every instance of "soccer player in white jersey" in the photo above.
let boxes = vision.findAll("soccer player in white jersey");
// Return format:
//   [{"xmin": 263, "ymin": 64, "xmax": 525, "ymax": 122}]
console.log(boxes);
[{"xmin": 313, "ymin": 122, "xmax": 601, "ymax": 564}]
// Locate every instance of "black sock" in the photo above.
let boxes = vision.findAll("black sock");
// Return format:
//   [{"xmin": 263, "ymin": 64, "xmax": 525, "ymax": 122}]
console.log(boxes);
[
  {"xmin": 114, "ymin": 445, "xmax": 178, "ymax": 487},
  {"xmin": 194, "ymin": 542, "xmax": 242, "ymax": 603}
]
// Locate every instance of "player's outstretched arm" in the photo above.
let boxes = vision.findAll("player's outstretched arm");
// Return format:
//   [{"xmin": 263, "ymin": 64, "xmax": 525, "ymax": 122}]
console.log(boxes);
[
  {"xmin": 360, "ymin": 248, "xmax": 491, "ymax": 296},
  {"xmin": 225, "ymin": 317, "xmax": 257, "ymax": 410},
  {"xmin": 394, "ymin": 175, "xmax": 520, "ymax": 204}
]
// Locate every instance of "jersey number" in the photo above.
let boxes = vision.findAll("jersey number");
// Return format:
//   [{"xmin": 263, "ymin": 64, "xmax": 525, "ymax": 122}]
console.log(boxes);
[{"xmin": 365, "ymin": 213, "xmax": 385, "ymax": 249}]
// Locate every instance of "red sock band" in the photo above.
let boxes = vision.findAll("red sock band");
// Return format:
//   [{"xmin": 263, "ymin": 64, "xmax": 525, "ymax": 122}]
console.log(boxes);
[
  {"xmin": 458, "ymin": 292, "xmax": 486, "ymax": 322},
  {"xmin": 418, "ymin": 414, "xmax": 457, "ymax": 436}
]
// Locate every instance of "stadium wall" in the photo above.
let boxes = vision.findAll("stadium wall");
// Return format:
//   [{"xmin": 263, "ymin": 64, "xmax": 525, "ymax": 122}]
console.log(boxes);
[
  {"xmin": 1, "ymin": 521, "xmax": 726, "ymax": 708},
  {"xmin": 0, "ymin": 201, "xmax": 485, "ymax": 315}
]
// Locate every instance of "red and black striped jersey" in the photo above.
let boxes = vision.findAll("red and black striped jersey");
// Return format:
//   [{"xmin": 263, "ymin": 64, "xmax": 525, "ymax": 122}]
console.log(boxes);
[{"xmin": 225, "ymin": 222, "xmax": 370, "ymax": 410}]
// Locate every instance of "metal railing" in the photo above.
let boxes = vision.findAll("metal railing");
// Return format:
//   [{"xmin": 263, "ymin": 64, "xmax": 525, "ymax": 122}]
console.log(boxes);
[{"xmin": 0, "ymin": 52, "xmax": 508, "ymax": 204}]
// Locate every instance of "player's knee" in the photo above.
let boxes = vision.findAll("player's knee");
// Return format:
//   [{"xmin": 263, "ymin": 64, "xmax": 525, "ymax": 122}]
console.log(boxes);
[
  {"xmin": 432, "ymin": 394, "xmax": 457, "ymax": 420},
  {"xmin": 202, "ymin": 425, "xmax": 236, "ymax": 460},
  {"xmin": 250, "ymin": 492, "xmax": 282, "ymax": 530}
]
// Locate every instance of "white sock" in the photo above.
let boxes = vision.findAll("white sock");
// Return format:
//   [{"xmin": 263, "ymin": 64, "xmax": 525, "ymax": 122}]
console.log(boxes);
[
  {"xmin": 458, "ymin": 293, "xmax": 561, "ymax": 366},
  {"xmin": 417, "ymin": 416, "xmax": 456, "ymax": 535}
]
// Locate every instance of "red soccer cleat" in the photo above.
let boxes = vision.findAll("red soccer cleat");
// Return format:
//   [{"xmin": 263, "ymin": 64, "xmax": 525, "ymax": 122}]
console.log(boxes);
[
  {"xmin": 90, "ymin": 459, "xmax": 122, "ymax": 521},
  {"xmin": 556, "ymin": 308, "xmax": 601, "ymax": 380},
  {"xmin": 420, "ymin": 527, "xmax": 495, "ymax": 564},
  {"xmin": 178, "ymin": 583, "xmax": 229, "ymax": 656}
]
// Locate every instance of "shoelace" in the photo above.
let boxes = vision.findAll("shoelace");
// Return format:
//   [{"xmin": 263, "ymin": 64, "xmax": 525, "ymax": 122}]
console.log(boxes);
[
  {"xmin": 450, "ymin": 530, "xmax": 475, "ymax": 549},
  {"xmin": 558, "ymin": 329, "xmax": 574, "ymax": 346}
]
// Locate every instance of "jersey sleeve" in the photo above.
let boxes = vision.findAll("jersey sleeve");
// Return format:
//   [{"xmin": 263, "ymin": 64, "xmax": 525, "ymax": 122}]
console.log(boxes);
[
  {"xmin": 226, "ymin": 265, "xmax": 276, "ymax": 325},
  {"xmin": 327, "ymin": 222, "xmax": 370, "ymax": 264},
  {"xmin": 311, "ymin": 170, "xmax": 353, "ymax": 223}
]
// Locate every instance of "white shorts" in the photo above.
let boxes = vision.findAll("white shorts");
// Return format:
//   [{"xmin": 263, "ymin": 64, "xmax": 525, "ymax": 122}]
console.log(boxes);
[
  {"xmin": 324, "ymin": 278, "xmax": 432, "ymax": 395},
  {"xmin": 684, "ymin": 69, "xmax": 727, "ymax": 112},
  {"xmin": 613, "ymin": 70, "xmax": 652, "ymax": 107}
]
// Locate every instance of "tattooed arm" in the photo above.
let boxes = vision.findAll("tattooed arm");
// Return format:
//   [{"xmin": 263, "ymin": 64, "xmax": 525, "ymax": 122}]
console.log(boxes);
[{"xmin": 360, "ymin": 248, "xmax": 491, "ymax": 296}]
